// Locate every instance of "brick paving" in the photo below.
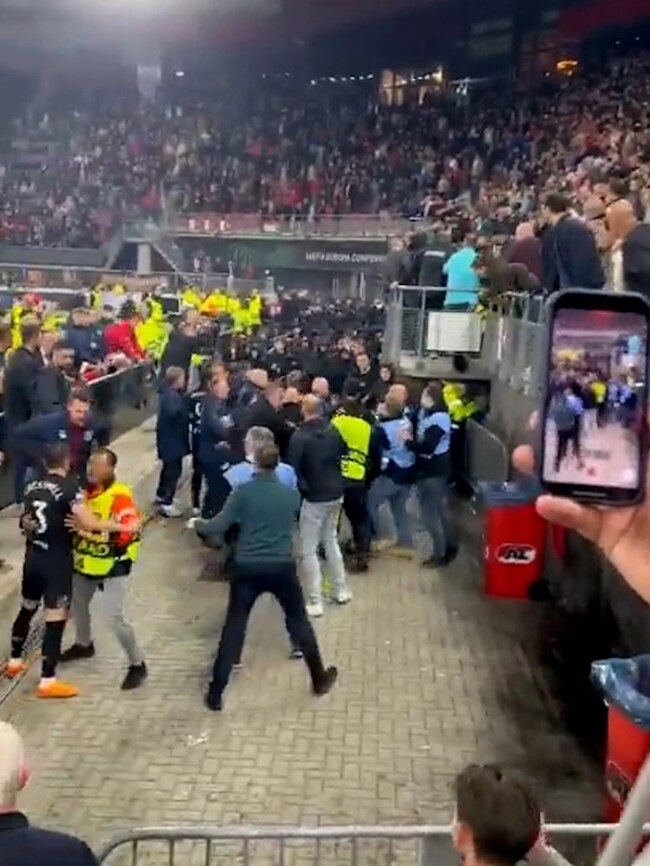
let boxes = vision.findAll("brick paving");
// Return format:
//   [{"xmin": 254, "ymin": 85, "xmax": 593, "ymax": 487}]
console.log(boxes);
[
  {"xmin": 0, "ymin": 429, "xmax": 602, "ymax": 859},
  {"xmin": 1, "ymin": 522, "xmax": 601, "ymax": 845}
]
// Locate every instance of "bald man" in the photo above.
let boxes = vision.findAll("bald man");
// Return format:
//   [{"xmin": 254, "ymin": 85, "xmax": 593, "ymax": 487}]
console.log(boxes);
[
  {"xmin": 606, "ymin": 198, "xmax": 637, "ymax": 245},
  {"xmin": 387, "ymin": 383, "xmax": 409, "ymax": 408},
  {"xmin": 507, "ymin": 221, "xmax": 542, "ymax": 281},
  {"xmin": 288, "ymin": 395, "xmax": 351, "ymax": 618},
  {"xmin": 607, "ymin": 198, "xmax": 650, "ymax": 295}
]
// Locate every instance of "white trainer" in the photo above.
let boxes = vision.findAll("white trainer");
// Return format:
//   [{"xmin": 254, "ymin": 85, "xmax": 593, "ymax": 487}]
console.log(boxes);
[{"xmin": 334, "ymin": 589, "xmax": 353, "ymax": 605}]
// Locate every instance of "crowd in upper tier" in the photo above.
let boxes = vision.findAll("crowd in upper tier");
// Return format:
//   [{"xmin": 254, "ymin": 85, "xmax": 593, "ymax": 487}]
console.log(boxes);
[{"xmin": 0, "ymin": 51, "xmax": 649, "ymax": 247}]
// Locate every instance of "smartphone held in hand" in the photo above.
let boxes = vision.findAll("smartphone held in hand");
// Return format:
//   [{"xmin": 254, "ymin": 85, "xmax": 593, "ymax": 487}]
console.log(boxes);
[{"xmin": 539, "ymin": 289, "xmax": 650, "ymax": 506}]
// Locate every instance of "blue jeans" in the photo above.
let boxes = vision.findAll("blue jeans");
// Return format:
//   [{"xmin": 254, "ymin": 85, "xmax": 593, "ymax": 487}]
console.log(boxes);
[
  {"xmin": 368, "ymin": 475, "xmax": 413, "ymax": 548},
  {"xmin": 416, "ymin": 476, "xmax": 457, "ymax": 559}
]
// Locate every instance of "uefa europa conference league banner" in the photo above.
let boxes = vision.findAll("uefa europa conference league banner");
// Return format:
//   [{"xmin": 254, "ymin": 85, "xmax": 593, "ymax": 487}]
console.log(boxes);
[{"xmin": 175, "ymin": 236, "xmax": 388, "ymax": 273}]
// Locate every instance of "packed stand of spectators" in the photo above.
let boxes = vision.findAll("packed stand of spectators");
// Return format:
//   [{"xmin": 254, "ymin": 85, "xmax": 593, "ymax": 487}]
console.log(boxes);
[
  {"xmin": 0, "ymin": 102, "xmax": 164, "ymax": 248},
  {"xmin": 2, "ymin": 50, "xmax": 650, "ymax": 247}
]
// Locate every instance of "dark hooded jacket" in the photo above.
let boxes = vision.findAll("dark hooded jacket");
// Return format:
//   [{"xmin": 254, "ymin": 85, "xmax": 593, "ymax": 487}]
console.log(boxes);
[{"xmin": 287, "ymin": 416, "xmax": 346, "ymax": 503}]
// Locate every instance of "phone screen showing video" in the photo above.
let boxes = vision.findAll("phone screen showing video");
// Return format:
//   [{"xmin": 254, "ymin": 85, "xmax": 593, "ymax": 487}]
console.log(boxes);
[{"xmin": 542, "ymin": 305, "xmax": 647, "ymax": 497}]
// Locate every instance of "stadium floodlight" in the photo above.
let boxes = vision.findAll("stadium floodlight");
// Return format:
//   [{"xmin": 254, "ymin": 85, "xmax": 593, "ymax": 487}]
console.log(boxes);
[{"xmin": 175, "ymin": 70, "xmax": 185, "ymax": 78}]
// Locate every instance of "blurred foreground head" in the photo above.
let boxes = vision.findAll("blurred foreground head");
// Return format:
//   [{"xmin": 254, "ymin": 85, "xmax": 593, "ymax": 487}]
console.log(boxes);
[
  {"xmin": 452, "ymin": 764, "xmax": 540, "ymax": 866},
  {"xmin": 0, "ymin": 722, "xmax": 29, "ymax": 807}
]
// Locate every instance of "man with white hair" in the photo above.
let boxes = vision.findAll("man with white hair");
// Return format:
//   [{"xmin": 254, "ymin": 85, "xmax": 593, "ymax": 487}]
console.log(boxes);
[
  {"xmin": 224, "ymin": 426, "xmax": 297, "ymax": 492},
  {"xmin": 0, "ymin": 721, "xmax": 98, "ymax": 865},
  {"xmin": 311, "ymin": 377, "xmax": 334, "ymax": 417}
]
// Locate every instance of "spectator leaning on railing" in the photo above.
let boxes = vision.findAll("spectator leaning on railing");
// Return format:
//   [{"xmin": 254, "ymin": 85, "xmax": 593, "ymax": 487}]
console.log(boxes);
[
  {"xmin": 14, "ymin": 387, "xmax": 109, "ymax": 490},
  {"xmin": 102, "ymin": 303, "xmax": 146, "ymax": 364}
]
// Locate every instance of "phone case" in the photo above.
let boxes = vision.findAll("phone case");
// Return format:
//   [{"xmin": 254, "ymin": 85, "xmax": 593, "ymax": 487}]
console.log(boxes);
[{"xmin": 536, "ymin": 289, "xmax": 650, "ymax": 506}]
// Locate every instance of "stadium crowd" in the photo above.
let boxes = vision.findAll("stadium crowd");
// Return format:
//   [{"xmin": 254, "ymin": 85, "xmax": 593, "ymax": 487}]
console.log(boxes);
[
  {"xmin": 2, "ymin": 50, "xmax": 650, "ymax": 247},
  {"xmin": 3, "ymin": 34, "xmax": 650, "ymax": 866}
]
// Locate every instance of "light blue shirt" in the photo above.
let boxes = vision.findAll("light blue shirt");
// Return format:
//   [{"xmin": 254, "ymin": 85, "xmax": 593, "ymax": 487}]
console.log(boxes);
[
  {"xmin": 443, "ymin": 246, "xmax": 479, "ymax": 307},
  {"xmin": 224, "ymin": 460, "xmax": 298, "ymax": 490},
  {"xmin": 628, "ymin": 334, "xmax": 642, "ymax": 355}
]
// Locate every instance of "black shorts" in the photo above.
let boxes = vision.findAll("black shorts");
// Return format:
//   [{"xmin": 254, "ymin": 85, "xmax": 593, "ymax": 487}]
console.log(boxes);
[{"xmin": 22, "ymin": 550, "xmax": 73, "ymax": 610}]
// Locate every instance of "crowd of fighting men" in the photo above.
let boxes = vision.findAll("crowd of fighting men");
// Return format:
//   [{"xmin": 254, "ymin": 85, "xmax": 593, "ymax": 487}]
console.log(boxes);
[{"xmin": 0, "ymin": 283, "xmax": 481, "ymax": 709}]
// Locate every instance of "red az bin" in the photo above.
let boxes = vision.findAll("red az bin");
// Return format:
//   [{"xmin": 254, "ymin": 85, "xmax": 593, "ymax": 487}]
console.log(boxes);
[
  {"xmin": 478, "ymin": 482, "xmax": 546, "ymax": 599},
  {"xmin": 592, "ymin": 656, "xmax": 650, "ymax": 823}
]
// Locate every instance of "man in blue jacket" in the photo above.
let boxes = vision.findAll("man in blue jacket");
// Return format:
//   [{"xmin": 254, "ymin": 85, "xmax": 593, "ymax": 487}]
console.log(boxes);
[
  {"xmin": 14, "ymin": 388, "xmax": 109, "ymax": 488},
  {"xmin": 199, "ymin": 375, "xmax": 237, "ymax": 519},
  {"xmin": 155, "ymin": 366, "xmax": 191, "ymax": 518},
  {"xmin": 64, "ymin": 308, "xmax": 105, "ymax": 367},
  {"xmin": 407, "ymin": 381, "xmax": 457, "ymax": 567},
  {"xmin": 368, "ymin": 390, "xmax": 416, "ymax": 556},
  {"xmin": 225, "ymin": 426, "xmax": 297, "ymax": 492}
]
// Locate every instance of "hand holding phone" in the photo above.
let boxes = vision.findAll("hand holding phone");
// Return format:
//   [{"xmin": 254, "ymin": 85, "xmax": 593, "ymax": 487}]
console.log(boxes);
[{"xmin": 539, "ymin": 289, "xmax": 649, "ymax": 506}]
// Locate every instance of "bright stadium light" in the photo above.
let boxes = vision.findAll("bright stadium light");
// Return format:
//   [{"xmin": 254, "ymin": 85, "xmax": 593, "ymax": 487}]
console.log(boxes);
[{"xmin": 175, "ymin": 70, "xmax": 185, "ymax": 78}]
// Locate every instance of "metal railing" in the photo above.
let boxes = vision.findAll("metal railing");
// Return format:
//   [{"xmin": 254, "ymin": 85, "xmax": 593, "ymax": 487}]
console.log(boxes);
[
  {"xmin": 0, "ymin": 265, "xmax": 261, "ymax": 295},
  {"xmin": 383, "ymin": 286, "xmax": 547, "ymax": 396},
  {"xmin": 482, "ymin": 295, "xmax": 547, "ymax": 398},
  {"xmin": 171, "ymin": 212, "xmax": 428, "ymax": 238},
  {"xmin": 96, "ymin": 823, "xmax": 650, "ymax": 866},
  {"xmin": 465, "ymin": 419, "xmax": 510, "ymax": 485}
]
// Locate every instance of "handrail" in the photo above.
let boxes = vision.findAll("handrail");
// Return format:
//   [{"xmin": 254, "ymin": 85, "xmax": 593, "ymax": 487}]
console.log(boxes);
[{"xmin": 173, "ymin": 211, "xmax": 428, "ymax": 237}]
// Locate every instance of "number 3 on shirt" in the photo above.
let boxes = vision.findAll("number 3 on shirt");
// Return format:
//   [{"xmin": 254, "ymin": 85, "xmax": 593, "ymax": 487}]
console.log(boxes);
[{"xmin": 32, "ymin": 500, "xmax": 48, "ymax": 535}]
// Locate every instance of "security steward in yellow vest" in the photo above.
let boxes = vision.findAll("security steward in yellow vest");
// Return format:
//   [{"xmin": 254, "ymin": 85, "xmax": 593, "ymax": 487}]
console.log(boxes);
[
  {"xmin": 443, "ymin": 382, "xmax": 471, "ymax": 490},
  {"xmin": 61, "ymin": 448, "xmax": 148, "ymax": 691},
  {"xmin": 330, "ymin": 381, "xmax": 381, "ymax": 572}
]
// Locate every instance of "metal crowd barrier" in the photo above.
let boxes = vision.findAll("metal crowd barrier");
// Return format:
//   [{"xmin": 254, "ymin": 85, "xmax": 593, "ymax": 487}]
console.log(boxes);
[
  {"xmin": 0, "ymin": 363, "xmax": 156, "ymax": 511},
  {"xmin": 465, "ymin": 419, "xmax": 510, "ymax": 485},
  {"xmin": 172, "ymin": 211, "xmax": 425, "ymax": 238},
  {"xmin": 96, "ymin": 823, "xmax": 650, "ymax": 866},
  {"xmin": 0, "ymin": 265, "xmax": 260, "ymax": 294},
  {"xmin": 383, "ymin": 286, "xmax": 546, "ymax": 396}
]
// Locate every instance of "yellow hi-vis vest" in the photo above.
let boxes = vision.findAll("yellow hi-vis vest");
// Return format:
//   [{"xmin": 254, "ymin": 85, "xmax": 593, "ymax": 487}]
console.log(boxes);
[
  {"xmin": 443, "ymin": 383, "xmax": 465, "ymax": 423},
  {"xmin": 73, "ymin": 482, "xmax": 141, "ymax": 578},
  {"xmin": 10, "ymin": 306, "xmax": 23, "ymax": 349},
  {"xmin": 331, "ymin": 413, "xmax": 372, "ymax": 482}
]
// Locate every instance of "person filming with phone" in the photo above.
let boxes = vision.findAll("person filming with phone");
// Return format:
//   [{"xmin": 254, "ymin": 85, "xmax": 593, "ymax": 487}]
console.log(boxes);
[{"xmin": 522, "ymin": 289, "xmax": 650, "ymax": 608}]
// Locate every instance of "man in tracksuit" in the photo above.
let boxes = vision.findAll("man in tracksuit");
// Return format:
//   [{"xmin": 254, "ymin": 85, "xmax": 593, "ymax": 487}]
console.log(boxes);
[
  {"xmin": 198, "ymin": 377, "xmax": 236, "ymax": 519},
  {"xmin": 188, "ymin": 382, "xmax": 207, "ymax": 516}
]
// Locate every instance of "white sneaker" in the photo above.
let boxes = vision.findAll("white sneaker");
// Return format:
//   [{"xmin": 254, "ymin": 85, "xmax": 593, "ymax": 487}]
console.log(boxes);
[
  {"xmin": 334, "ymin": 588, "xmax": 353, "ymax": 605},
  {"xmin": 159, "ymin": 503, "xmax": 184, "ymax": 518},
  {"xmin": 306, "ymin": 601, "xmax": 324, "ymax": 618}
]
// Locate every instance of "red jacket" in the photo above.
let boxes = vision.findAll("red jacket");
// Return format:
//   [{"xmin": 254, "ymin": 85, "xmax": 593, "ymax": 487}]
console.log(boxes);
[{"xmin": 103, "ymin": 321, "xmax": 145, "ymax": 360}]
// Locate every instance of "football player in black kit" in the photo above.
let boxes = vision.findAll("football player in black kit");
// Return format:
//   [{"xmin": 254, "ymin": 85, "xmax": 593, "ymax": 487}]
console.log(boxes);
[
  {"xmin": 189, "ymin": 381, "xmax": 206, "ymax": 515},
  {"xmin": 7, "ymin": 443, "xmax": 132, "ymax": 699}
]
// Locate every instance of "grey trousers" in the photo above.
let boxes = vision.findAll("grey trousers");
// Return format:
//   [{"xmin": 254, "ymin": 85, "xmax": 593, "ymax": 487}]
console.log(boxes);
[{"xmin": 70, "ymin": 574, "xmax": 145, "ymax": 666}]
